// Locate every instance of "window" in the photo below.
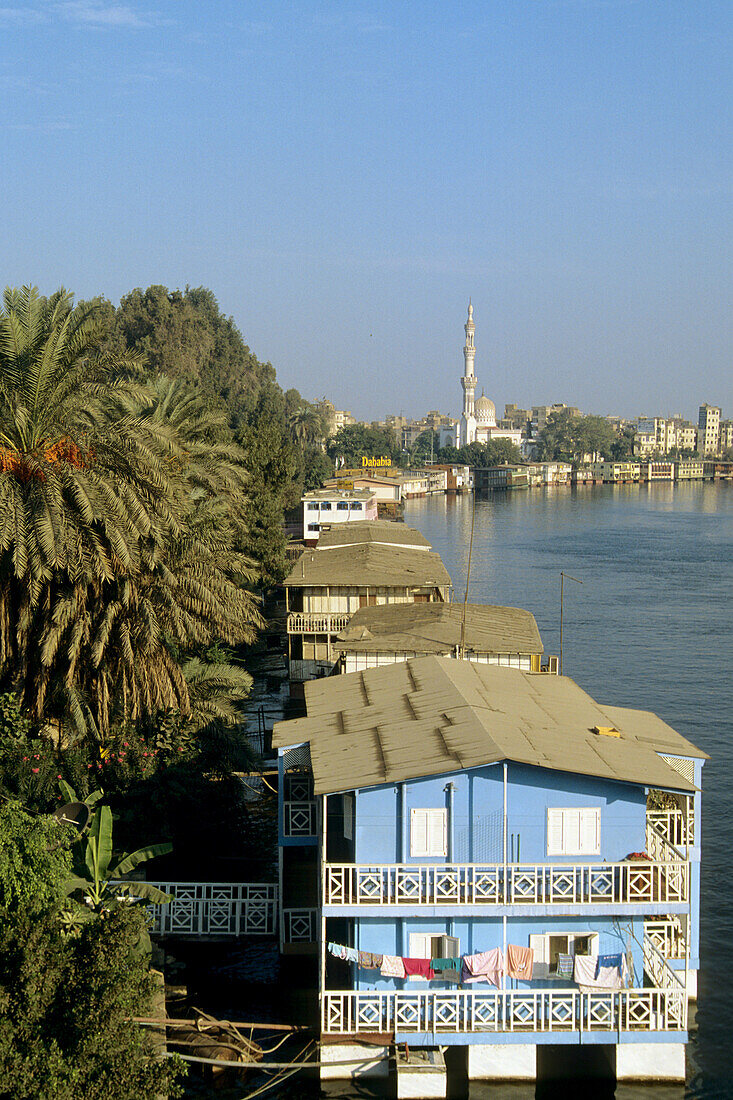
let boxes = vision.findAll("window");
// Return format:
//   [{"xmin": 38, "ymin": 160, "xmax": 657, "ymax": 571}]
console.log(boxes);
[
  {"xmin": 307, "ymin": 523, "xmax": 320, "ymax": 532},
  {"xmin": 547, "ymin": 807, "xmax": 600, "ymax": 856},
  {"xmin": 529, "ymin": 932, "xmax": 599, "ymax": 979},
  {"xmin": 410, "ymin": 808, "xmax": 447, "ymax": 858},
  {"xmin": 343, "ymin": 794, "xmax": 353, "ymax": 840},
  {"xmin": 321, "ymin": 501, "xmax": 332, "ymax": 510},
  {"xmin": 336, "ymin": 501, "xmax": 349, "ymax": 510},
  {"xmin": 308, "ymin": 502, "xmax": 319, "ymax": 511},
  {"xmin": 408, "ymin": 933, "xmax": 460, "ymax": 979},
  {"xmin": 350, "ymin": 501, "xmax": 362, "ymax": 510}
]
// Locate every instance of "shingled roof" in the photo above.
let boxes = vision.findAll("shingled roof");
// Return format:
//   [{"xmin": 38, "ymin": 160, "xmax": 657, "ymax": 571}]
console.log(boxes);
[
  {"xmin": 336, "ymin": 602, "xmax": 543, "ymax": 656},
  {"xmin": 272, "ymin": 656, "xmax": 706, "ymax": 795},
  {"xmin": 284, "ymin": 543, "xmax": 452, "ymax": 589},
  {"xmin": 316, "ymin": 520, "xmax": 432, "ymax": 551}
]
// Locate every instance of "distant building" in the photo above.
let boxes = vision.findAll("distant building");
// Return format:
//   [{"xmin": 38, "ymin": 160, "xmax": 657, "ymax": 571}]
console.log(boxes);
[
  {"xmin": 473, "ymin": 465, "xmax": 529, "ymax": 492},
  {"xmin": 317, "ymin": 399, "xmax": 356, "ymax": 438},
  {"xmin": 454, "ymin": 303, "xmax": 522, "ymax": 449},
  {"xmin": 336, "ymin": 602, "xmax": 547, "ymax": 674},
  {"xmin": 284, "ymin": 525, "xmax": 452, "ymax": 688},
  {"xmin": 302, "ymin": 487, "xmax": 377, "ymax": 545},
  {"xmin": 698, "ymin": 405, "xmax": 721, "ymax": 456}
]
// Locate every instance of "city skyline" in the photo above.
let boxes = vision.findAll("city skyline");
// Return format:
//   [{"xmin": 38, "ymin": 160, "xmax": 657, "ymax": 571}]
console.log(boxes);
[{"xmin": 2, "ymin": 1, "xmax": 731, "ymax": 420}]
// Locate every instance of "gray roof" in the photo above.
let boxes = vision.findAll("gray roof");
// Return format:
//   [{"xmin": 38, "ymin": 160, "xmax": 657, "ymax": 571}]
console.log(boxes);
[
  {"xmin": 336, "ymin": 602, "xmax": 543, "ymax": 656},
  {"xmin": 316, "ymin": 521, "xmax": 431, "ymax": 551},
  {"xmin": 272, "ymin": 656, "xmax": 706, "ymax": 796},
  {"xmin": 284, "ymin": 543, "xmax": 452, "ymax": 589},
  {"xmin": 302, "ymin": 488, "xmax": 375, "ymax": 502}
]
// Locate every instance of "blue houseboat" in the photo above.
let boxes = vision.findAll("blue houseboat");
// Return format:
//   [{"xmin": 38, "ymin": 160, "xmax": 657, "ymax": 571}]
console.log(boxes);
[{"xmin": 273, "ymin": 656, "xmax": 705, "ymax": 1086}]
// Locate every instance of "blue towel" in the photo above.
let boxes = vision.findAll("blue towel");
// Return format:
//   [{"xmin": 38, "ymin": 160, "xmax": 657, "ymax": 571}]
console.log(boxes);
[{"xmin": 595, "ymin": 953, "xmax": 623, "ymax": 978}]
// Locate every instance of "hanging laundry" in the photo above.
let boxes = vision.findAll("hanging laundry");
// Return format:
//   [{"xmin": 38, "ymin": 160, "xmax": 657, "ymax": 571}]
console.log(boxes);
[
  {"xmin": 328, "ymin": 942, "xmax": 349, "ymax": 961},
  {"xmin": 595, "ymin": 953, "xmax": 623, "ymax": 979},
  {"xmin": 358, "ymin": 951, "xmax": 383, "ymax": 969},
  {"xmin": 342, "ymin": 946, "xmax": 358, "ymax": 963},
  {"xmin": 402, "ymin": 957, "xmax": 435, "ymax": 980},
  {"xmin": 431, "ymin": 956, "xmax": 462, "ymax": 980},
  {"xmin": 555, "ymin": 953, "xmax": 574, "ymax": 979},
  {"xmin": 380, "ymin": 954, "xmax": 406, "ymax": 979},
  {"xmin": 461, "ymin": 948, "xmax": 504, "ymax": 987},
  {"xmin": 506, "ymin": 944, "xmax": 534, "ymax": 981},
  {"xmin": 573, "ymin": 954, "xmax": 598, "ymax": 987}
]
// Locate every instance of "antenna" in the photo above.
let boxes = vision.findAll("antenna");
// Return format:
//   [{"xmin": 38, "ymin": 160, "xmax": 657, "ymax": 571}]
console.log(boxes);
[
  {"xmin": 559, "ymin": 571, "xmax": 583, "ymax": 675},
  {"xmin": 460, "ymin": 490, "xmax": 477, "ymax": 657}
]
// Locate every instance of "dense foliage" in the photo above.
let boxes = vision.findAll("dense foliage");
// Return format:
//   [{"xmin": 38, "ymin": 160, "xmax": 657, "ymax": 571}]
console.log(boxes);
[
  {"xmin": 533, "ymin": 409, "xmax": 630, "ymax": 463},
  {"xmin": 438, "ymin": 438, "xmax": 523, "ymax": 467},
  {"xmin": 326, "ymin": 423, "xmax": 401, "ymax": 468}
]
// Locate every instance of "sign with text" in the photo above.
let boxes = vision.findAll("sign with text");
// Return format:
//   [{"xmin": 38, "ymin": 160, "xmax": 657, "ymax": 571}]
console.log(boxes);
[{"xmin": 361, "ymin": 456, "xmax": 392, "ymax": 468}]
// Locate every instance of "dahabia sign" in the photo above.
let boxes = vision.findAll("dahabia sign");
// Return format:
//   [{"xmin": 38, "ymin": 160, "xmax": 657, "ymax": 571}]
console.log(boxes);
[{"xmin": 361, "ymin": 456, "xmax": 392, "ymax": 468}]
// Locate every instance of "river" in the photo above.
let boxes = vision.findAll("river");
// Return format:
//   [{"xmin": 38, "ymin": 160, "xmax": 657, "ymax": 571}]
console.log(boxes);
[{"xmin": 400, "ymin": 482, "xmax": 732, "ymax": 1099}]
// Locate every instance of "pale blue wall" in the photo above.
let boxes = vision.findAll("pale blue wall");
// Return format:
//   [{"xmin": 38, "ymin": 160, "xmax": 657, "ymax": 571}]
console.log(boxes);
[{"xmin": 353, "ymin": 763, "xmax": 647, "ymax": 866}]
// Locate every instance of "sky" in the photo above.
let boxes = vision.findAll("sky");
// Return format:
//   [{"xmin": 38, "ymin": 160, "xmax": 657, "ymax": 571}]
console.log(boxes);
[{"xmin": 1, "ymin": 0, "xmax": 731, "ymax": 423}]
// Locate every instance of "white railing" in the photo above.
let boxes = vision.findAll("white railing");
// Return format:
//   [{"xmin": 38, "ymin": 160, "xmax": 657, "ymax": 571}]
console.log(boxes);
[
  {"xmin": 647, "ymin": 809, "xmax": 693, "ymax": 847},
  {"xmin": 645, "ymin": 919, "xmax": 687, "ymax": 960},
  {"xmin": 642, "ymin": 936, "xmax": 685, "ymax": 990},
  {"xmin": 284, "ymin": 800, "xmax": 317, "ymax": 838},
  {"xmin": 322, "ymin": 987, "xmax": 687, "ymax": 1036},
  {"xmin": 147, "ymin": 882, "xmax": 277, "ymax": 936},
  {"xmin": 324, "ymin": 860, "xmax": 689, "ymax": 908},
  {"xmin": 646, "ymin": 820, "xmax": 686, "ymax": 863},
  {"xmin": 287, "ymin": 612, "xmax": 353, "ymax": 634},
  {"xmin": 282, "ymin": 907, "xmax": 317, "ymax": 943}
]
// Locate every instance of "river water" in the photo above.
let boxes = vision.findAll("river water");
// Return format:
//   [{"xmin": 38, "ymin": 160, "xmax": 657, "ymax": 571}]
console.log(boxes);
[{"xmin": 399, "ymin": 482, "xmax": 733, "ymax": 1100}]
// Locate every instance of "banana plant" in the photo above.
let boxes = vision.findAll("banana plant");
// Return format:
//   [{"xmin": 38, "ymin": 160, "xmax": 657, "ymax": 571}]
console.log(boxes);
[{"xmin": 65, "ymin": 801, "xmax": 172, "ymax": 912}]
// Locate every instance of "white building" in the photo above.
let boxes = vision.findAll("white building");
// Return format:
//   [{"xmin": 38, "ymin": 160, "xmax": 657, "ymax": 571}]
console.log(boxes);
[
  {"xmin": 454, "ymin": 302, "xmax": 522, "ymax": 449},
  {"xmin": 302, "ymin": 487, "xmax": 378, "ymax": 545}
]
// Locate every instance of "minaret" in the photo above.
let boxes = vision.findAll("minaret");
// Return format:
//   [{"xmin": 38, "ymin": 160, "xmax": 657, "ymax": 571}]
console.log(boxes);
[{"xmin": 460, "ymin": 300, "xmax": 477, "ymax": 445}]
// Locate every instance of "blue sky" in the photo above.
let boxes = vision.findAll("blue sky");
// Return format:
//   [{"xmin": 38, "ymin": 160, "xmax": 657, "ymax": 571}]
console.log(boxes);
[{"xmin": 2, "ymin": 1, "xmax": 731, "ymax": 422}]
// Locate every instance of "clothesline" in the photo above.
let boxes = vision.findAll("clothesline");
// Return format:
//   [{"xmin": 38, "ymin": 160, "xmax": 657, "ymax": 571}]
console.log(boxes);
[{"xmin": 327, "ymin": 943, "xmax": 628, "ymax": 989}]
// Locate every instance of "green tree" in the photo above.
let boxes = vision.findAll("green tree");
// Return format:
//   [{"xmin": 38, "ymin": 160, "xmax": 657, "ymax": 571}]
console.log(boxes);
[
  {"xmin": 535, "ymin": 410, "xmax": 615, "ymax": 463},
  {"xmin": 0, "ymin": 802, "xmax": 72, "ymax": 913},
  {"xmin": 326, "ymin": 423, "xmax": 400, "ymax": 468},
  {"xmin": 0, "ymin": 288, "xmax": 261, "ymax": 738},
  {"xmin": 110, "ymin": 284, "xmax": 275, "ymax": 422},
  {"xmin": 0, "ymin": 903, "xmax": 184, "ymax": 1099},
  {"xmin": 610, "ymin": 426, "xmax": 636, "ymax": 460}
]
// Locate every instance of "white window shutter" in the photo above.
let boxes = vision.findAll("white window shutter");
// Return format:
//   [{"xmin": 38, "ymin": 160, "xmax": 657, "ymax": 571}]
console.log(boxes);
[
  {"xmin": 529, "ymin": 934, "xmax": 549, "ymax": 979},
  {"xmin": 565, "ymin": 809, "xmax": 582, "ymax": 854},
  {"xmin": 428, "ymin": 809, "xmax": 447, "ymax": 858},
  {"xmin": 411, "ymin": 809, "xmax": 428, "ymax": 857},
  {"xmin": 580, "ymin": 809, "xmax": 600, "ymax": 854},
  {"xmin": 547, "ymin": 809, "xmax": 564, "ymax": 855}
]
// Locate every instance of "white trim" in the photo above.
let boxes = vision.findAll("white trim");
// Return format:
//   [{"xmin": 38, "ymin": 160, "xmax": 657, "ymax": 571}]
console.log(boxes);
[{"xmin": 410, "ymin": 808, "xmax": 447, "ymax": 858}]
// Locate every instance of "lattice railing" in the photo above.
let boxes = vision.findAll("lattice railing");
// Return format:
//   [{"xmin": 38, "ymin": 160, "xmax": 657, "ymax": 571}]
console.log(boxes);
[
  {"xmin": 642, "ymin": 936, "xmax": 685, "ymax": 990},
  {"xmin": 647, "ymin": 808, "xmax": 693, "ymax": 847},
  {"xmin": 287, "ymin": 612, "xmax": 352, "ymax": 634},
  {"xmin": 283, "ymin": 800, "xmax": 317, "ymax": 838},
  {"xmin": 645, "ymin": 919, "xmax": 687, "ymax": 960},
  {"xmin": 282, "ymin": 907, "xmax": 317, "ymax": 943},
  {"xmin": 147, "ymin": 882, "xmax": 277, "ymax": 936},
  {"xmin": 322, "ymin": 987, "xmax": 687, "ymax": 1035},
  {"xmin": 324, "ymin": 859, "xmax": 689, "ymax": 907}
]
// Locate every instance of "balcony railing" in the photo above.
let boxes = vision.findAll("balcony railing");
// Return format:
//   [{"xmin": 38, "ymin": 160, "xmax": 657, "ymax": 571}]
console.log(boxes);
[
  {"xmin": 287, "ymin": 612, "xmax": 353, "ymax": 634},
  {"xmin": 282, "ymin": 907, "xmax": 317, "ymax": 944},
  {"xmin": 647, "ymin": 808, "xmax": 694, "ymax": 848},
  {"xmin": 147, "ymin": 882, "xmax": 277, "ymax": 936},
  {"xmin": 322, "ymin": 986, "xmax": 687, "ymax": 1036},
  {"xmin": 283, "ymin": 800, "xmax": 317, "ymax": 838},
  {"xmin": 645, "ymin": 919, "xmax": 687, "ymax": 961},
  {"xmin": 324, "ymin": 859, "xmax": 689, "ymax": 908}
]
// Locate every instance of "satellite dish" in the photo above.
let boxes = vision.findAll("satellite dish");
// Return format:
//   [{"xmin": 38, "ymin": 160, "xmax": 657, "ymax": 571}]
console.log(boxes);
[{"xmin": 52, "ymin": 801, "xmax": 91, "ymax": 834}]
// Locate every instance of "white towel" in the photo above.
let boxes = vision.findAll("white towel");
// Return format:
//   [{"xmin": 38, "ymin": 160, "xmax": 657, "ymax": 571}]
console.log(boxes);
[{"xmin": 380, "ymin": 954, "xmax": 405, "ymax": 978}]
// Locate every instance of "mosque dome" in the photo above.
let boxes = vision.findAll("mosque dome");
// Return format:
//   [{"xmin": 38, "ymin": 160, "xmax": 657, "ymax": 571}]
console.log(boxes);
[{"xmin": 475, "ymin": 391, "xmax": 496, "ymax": 425}]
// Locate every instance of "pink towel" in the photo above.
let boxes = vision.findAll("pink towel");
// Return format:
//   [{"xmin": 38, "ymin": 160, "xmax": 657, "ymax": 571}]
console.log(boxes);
[
  {"xmin": 506, "ymin": 944, "xmax": 534, "ymax": 981},
  {"xmin": 402, "ymin": 957, "xmax": 435, "ymax": 980},
  {"xmin": 462, "ymin": 948, "xmax": 504, "ymax": 987},
  {"xmin": 380, "ymin": 954, "xmax": 405, "ymax": 978}
]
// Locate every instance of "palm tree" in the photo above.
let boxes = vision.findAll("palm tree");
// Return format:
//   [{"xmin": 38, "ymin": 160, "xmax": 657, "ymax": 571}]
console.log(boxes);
[
  {"xmin": 287, "ymin": 404, "xmax": 325, "ymax": 450},
  {"xmin": 0, "ymin": 288, "xmax": 262, "ymax": 737}
]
